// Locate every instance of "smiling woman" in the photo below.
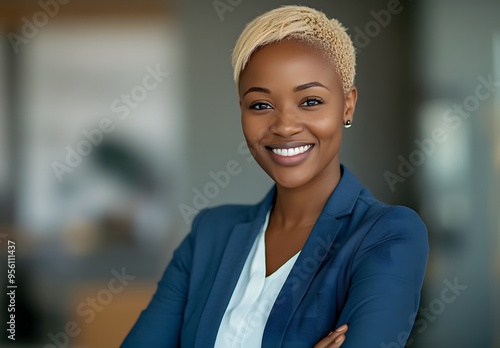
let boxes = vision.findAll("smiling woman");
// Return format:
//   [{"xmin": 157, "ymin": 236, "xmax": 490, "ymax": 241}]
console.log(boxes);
[
  {"xmin": 122, "ymin": 5, "xmax": 429, "ymax": 348},
  {"xmin": 239, "ymin": 40, "xmax": 354, "ymax": 191}
]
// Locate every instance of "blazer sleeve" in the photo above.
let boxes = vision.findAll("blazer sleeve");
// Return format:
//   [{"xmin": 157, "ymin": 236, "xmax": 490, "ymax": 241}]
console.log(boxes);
[
  {"xmin": 121, "ymin": 209, "xmax": 208, "ymax": 348},
  {"xmin": 337, "ymin": 206, "xmax": 429, "ymax": 348}
]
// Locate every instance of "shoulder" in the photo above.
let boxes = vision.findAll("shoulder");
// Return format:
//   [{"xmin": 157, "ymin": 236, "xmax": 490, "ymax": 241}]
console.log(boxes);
[
  {"xmin": 343, "ymin": 191, "xmax": 429, "ymax": 289},
  {"xmin": 188, "ymin": 202, "xmax": 259, "ymax": 238},
  {"xmin": 349, "ymin": 194, "xmax": 429, "ymax": 274},
  {"xmin": 346, "ymin": 186, "xmax": 429, "ymax": 257}
]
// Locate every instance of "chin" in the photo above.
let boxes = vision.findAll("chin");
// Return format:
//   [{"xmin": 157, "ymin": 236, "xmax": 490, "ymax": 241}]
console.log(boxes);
[{"xmin": 267, "ymin": 168, "xmax": 314, "ymax": 189}]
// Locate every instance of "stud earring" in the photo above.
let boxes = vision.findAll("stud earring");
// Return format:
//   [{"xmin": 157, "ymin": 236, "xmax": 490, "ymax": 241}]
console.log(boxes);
[{"xmin": 344, "ymin": 120, "xmax": 352, "ymax": 129}]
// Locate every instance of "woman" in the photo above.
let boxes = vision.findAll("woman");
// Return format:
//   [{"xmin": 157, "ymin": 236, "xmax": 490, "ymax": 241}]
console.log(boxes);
[{"xmin": 122, "ymin": 5, "xmax": 429, "ymax": 348}]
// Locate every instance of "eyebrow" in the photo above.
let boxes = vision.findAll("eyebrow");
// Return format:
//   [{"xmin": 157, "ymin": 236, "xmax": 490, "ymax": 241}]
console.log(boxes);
[
  {"xmin": 294, "ymin": 81, "xmax": 330, "ymax": 92},
  {"xmin": 242, "ymin": 81, "xmax": 329, "ymax": 97},
  {"xmin": 242, "ymin": 87, "xmax": 271, "ymax": 97}
]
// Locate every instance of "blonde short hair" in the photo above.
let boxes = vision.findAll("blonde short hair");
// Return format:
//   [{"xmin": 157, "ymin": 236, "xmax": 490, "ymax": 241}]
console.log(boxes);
[{"xmin": 232, "ymin": 5, "xmax": 356, "ymax": 94}]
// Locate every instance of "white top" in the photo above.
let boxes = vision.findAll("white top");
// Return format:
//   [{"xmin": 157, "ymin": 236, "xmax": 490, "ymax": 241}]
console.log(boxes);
[{"xmin": 214, "ymin": 209, "xmax": 301, "ymax": 348}]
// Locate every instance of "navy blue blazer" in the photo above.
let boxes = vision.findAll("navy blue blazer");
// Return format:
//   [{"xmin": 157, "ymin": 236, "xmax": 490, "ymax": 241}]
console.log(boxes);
[{"xmin": 122, "ymin": 164, "xmax": 429, "ymax": 347}]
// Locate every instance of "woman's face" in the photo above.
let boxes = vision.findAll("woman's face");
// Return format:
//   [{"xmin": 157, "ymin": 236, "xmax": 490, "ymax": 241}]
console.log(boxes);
[{"xmin": 239, "ymin": 40, "xmax": 357, "ymax": 189}]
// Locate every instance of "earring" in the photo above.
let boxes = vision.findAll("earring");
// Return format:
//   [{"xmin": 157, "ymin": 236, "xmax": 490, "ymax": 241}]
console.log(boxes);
[{"xmin": 344, "ymin": 120, "xmax": 352, "ymax": 129}]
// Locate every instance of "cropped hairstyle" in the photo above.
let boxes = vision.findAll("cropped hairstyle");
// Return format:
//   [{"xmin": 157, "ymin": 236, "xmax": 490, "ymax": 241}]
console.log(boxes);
[{"xmin": 232, "ymin": 5, "xmax": 356, "ymax": 94}]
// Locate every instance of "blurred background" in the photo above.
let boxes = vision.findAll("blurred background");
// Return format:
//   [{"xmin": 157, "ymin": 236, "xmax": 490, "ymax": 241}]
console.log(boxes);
[{"xmin": 0, "ymin": 0, "xmax": 498, "ymax": 347}]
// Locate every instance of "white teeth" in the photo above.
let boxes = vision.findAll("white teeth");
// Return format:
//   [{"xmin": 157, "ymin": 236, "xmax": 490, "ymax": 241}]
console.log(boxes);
[{"xmin": 271, "ymin": 145, "xmax": 312, "ymax": 157}]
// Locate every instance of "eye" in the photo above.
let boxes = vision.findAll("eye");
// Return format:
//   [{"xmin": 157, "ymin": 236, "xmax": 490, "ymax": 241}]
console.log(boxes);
[
  {"xmin": 249, "ymin": 102, "xmax": 273, "ymax": 110},
  {"xmin": 300, "ymin": 98, "xmax": 323, "ymax": 107}
]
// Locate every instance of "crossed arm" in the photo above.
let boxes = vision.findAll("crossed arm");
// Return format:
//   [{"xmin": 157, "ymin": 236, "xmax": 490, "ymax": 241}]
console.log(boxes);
[
  {"xmin": 315, "ymin": 207, "xmax": 429, "ymax": 348},
  {"xmin": 122, "ymin": 207, "xmax": 428, "ymax": 347}
]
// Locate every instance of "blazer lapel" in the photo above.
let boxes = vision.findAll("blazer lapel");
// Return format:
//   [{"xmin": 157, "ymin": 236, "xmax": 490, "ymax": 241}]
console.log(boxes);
[
  {"xmin": 262, "ymin": 164, "xmax": 362, "ymax": 347},
  {"xmin": 195, "ymin": 186, "xmax": 276, "ymax": 347},
  {"xmin": 262, "ymin": 213, "xmax": 343, "ymax": 347},
  {"xmin": 195, "ymin": 164, "xmax": 362, "ymax": 347}
]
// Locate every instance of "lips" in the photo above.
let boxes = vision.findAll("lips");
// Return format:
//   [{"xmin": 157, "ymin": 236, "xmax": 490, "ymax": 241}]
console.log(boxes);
[
  {"xmin": 265, "ymin": 142, "xmax": 314, "ymax": 166},
  {"xmin": 270, "ymin": 144, "xmax": 312, "ymax": 156}
]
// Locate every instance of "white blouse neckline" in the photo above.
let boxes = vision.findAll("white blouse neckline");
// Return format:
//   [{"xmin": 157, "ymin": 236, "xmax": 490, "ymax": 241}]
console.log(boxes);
[{"xmin": 214, "ymin": 208, "xmax": 301, "ymax": 347}]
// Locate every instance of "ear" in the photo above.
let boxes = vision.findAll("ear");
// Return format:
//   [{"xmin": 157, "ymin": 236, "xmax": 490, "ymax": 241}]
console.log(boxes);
[{"xmin": 343, "ymin": 86, "xmax": 358, "ymax": 124}]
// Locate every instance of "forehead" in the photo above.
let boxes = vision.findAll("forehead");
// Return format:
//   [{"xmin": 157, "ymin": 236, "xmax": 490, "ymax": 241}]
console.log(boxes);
[{"xmin": 239, "ymin": 40, "xmax": 340, "ymax": 91}]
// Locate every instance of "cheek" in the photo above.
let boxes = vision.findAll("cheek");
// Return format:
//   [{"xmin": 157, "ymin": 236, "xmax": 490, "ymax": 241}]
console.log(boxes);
[
  {"xmin": 306, "ymin": 113, "xmax": 343, "ymax": 141},
  {"xmin": 241, "ymin": 114, "xmax": 267, "ymax": 144}
]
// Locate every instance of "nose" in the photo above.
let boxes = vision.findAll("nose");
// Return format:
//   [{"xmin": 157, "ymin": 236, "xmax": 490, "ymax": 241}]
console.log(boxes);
[{"xmin": 269, "ymin": 109, "xmax": 303, "ymax": 137}]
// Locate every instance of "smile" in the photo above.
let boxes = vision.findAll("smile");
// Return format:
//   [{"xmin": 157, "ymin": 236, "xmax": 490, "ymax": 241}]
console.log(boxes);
[
  {"xmin": 265, "ymin": 143, "xmax": 314, "ymax": 166},
  {"xmin": 271, "ymin": 145, "xmax": 312, "ymax": 157}
]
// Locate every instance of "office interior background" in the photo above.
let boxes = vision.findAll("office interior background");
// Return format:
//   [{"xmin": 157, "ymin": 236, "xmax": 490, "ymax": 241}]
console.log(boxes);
[{"xmin": 0, "ymin": 0, "xmax": 499, "ymax": 347}]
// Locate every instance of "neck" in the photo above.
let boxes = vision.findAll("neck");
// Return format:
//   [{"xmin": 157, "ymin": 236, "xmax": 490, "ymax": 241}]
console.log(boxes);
[{"xmin": 271, "ymin": 160, "xmax": 341, "ymax": 230}]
